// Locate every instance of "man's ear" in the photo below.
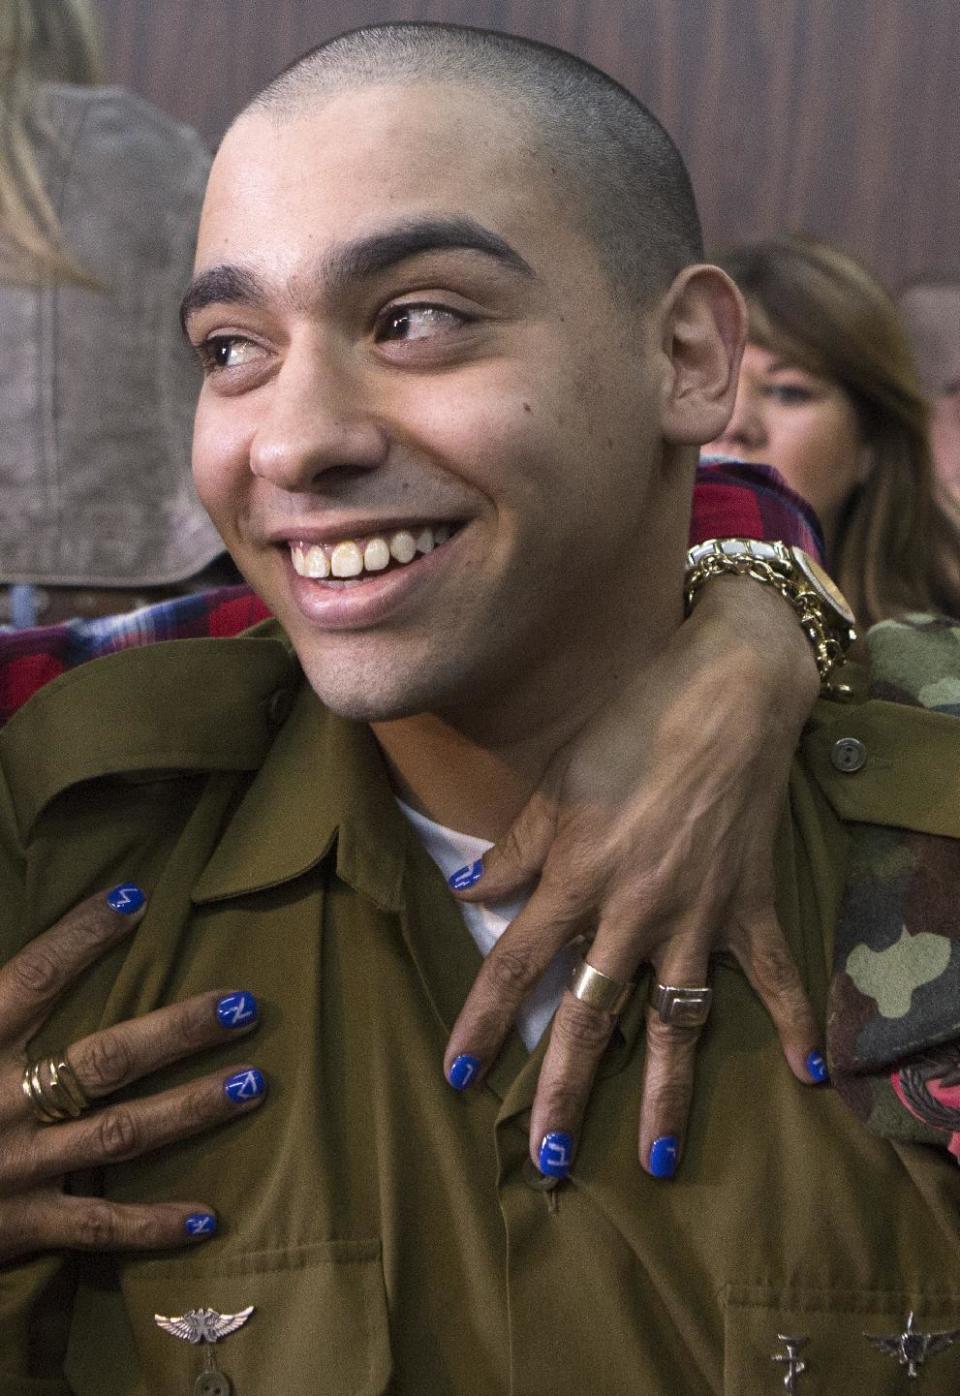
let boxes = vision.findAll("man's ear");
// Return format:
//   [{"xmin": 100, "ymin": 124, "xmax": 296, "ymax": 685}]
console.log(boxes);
[{"xmin": 657, "ymin": 265, "xmax": 746, "ymax": 445}]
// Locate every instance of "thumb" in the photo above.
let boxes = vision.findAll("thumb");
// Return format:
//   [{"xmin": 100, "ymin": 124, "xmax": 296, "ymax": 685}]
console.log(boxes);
[{"xmin": 449, "ymin": 788, "xmax": 557, "ymax": 902}]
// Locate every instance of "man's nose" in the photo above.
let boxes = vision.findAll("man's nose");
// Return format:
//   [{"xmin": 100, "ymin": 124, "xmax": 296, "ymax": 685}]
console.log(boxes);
[
  {"xmin": 716, "ymin": 387, "xmax": 767, "ymax": 452},
  {"xmin": 249, "ymin": 348, "xmax": 389, "ymax": 490}
]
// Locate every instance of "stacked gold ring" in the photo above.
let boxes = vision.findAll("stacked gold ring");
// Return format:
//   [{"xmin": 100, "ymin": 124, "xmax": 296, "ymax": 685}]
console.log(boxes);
[{"xmin": 21, "ymin": 1052, "xmax": 91, "ymax": 1124}]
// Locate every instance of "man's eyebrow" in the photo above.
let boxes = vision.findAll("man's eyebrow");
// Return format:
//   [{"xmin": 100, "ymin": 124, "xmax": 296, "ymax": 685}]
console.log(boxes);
[
  {"xmin": 180, "ymin": 216, "xmax": 534, "ymax": 336},
  {"xmin": 180, "ymin": 265, "xmax": 266, "ymax": 336},
  {"xmin": 322, "ymin": 216, "xmax": 535, "ymax": 289}
]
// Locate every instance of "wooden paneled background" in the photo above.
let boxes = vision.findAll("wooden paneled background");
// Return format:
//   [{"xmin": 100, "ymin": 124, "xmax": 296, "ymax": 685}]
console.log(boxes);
[{"xmin": 93, "ymin": 0, "xmax": 959, "ymax": 290}]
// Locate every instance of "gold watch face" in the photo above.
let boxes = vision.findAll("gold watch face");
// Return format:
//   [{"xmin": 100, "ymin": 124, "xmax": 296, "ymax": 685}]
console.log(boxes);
[{"xmin": 792, "ymin": 549, "xmax": 857, "ymax": 627}]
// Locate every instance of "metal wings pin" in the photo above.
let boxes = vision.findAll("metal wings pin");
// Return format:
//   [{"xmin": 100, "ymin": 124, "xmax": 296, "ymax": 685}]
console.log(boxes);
[
  {"xmin": 864, "ymin": 1311, "xmax": 960, "ymax": 1380},
  {"xmin": 154, "ymin": 1305, "xmax": 254, "ymax": 1395}
]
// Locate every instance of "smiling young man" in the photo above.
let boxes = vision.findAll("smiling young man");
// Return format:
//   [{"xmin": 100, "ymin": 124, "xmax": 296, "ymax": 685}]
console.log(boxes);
[
  {"xmin": 186, "ymin": 51, "xmax": 727, "ymax": 825},
  {"xmin": 3, "ymin": 23, "xmax": 960, "ymax": 1396}
]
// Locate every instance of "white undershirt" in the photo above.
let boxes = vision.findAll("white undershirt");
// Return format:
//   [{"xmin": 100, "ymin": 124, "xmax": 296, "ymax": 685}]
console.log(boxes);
[{"xmin": 397, "ymin": 799, "xmax": 576, "ymax": 1050}]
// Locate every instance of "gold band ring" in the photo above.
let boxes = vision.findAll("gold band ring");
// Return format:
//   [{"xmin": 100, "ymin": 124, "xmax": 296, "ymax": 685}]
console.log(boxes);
[
  {"xmin": 649, "ymin": 982, "xmax": 713, "ymax": 1028},
  {"xmin": 21, "ymin": 1051, "xmax": 91, "ymax": 1125},
  {"xmin": 569, "ymin": 958, "xmax": 635, "ymax": 1016}
]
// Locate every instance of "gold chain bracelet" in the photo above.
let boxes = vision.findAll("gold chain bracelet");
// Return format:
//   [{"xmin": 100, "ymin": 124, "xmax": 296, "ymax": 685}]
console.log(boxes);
[{"xmin": 685, "ymin": 553, "xmax": 846, "ymax": 685}]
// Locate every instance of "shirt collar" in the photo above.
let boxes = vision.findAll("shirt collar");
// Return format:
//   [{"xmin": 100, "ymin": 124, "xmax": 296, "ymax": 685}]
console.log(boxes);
[
  {"xmin": 0, "ymin": 635, "xmax": 296, "ymax": 840},
  {"xmin": 192, "ymin": 675, "xmax": 408, "ymax": 912}
]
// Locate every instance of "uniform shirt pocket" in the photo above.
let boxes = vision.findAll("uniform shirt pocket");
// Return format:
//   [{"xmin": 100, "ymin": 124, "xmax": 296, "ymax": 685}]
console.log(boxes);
[
  {"xmin": 723, "ymin": 1285, "xmax": 960, "ymax": 1393},
  {"xmin": 65, "ymin": 1240, "xmax": 392, "ymax": 1396}
]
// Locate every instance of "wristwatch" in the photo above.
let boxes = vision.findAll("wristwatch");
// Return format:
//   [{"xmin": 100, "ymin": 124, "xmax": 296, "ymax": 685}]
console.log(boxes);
[{"xmin": 684, "ymin": 538, "xmax": 857, "ymax": 689}]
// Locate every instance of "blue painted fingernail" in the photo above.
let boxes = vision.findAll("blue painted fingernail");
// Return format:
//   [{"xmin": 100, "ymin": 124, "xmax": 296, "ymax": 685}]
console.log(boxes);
[
  {"xmin": 649, "ymin": 1135, "xmax": 680, "ymax": 1179},
  {"xmin": 184, "ymin": 1212, "xmax": 217, "ymax": 1238},
  {"xmin": 448, "ymin": 860, "xmax": 484, "ymax": 891},
  {"xmin": 448, "ymin": 1054, "xmax": 481, "ymax": 1091},
  {"xmin": 806, "ymin": 1050, "xmax": 829, "ymax": 1084},
  {"xmin": 538, "ymin": 1131, "xmax": 574, "ymax": 1179},
  {"xmin": 224, "ymin": 1068, "xmax": 265, "ymax": 1103},
  {"xmin": 106, "ymin": 883, "xmax": 145, "ymax": 915},
  {"xmin": 217, "ymin": 992, "xmax": 258, "ymax": 1029}
]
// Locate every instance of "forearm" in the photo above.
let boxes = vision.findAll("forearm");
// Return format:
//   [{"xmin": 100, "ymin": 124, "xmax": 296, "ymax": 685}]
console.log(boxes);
[{"xmin": 680, "ymin": 572, "xmax": 821, "ymax": 722}]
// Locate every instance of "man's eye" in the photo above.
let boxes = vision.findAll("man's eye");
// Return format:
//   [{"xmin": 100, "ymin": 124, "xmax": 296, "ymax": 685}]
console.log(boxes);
[
  {"xmin": 199, "ymin": 336, "xmax": 263, "ymax": 371},
  {"xmin": 378, "ymin": 305, "xmax": 465, "ymax": 342}
]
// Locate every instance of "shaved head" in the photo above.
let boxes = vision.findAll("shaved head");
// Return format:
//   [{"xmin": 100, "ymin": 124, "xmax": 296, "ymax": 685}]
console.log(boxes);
[{"xmin": 241, "ymin": 21, "xmax": 703, "ymax": 305}]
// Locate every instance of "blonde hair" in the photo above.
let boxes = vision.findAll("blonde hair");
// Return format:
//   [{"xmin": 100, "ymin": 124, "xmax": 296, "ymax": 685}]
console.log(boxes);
[
  {"xmin": 719, "ymin": 235, "xmax": 960, "ymax": 628},
  {"xmin": 0, "ymin": 0, "xmax": 104, "ymax": 284}
]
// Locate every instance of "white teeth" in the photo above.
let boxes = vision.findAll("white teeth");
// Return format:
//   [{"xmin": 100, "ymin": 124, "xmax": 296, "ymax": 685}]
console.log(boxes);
[
  {"xmin": 305, "ymin": 544, "xmax": 329, "ymax": 579},
  {"xmin": 389, "ymin": 530, "xmax": 417, "ymax": 564},
  {"xmin": 291, "ymin": 523, "xmax": 453, "ymax": 580},
  {"xmin": 331, "ymin": 541, "xmax": 363, "ymax": 577},
  {"xmin": 364, "ymin": 537, "xmax": 390, "ymax": 572}
]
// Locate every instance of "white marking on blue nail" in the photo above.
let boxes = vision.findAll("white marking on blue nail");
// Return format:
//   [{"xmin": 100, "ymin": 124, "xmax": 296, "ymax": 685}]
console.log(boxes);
[
  {"xmin": 185, "ymin": 1213, "xmax": 217, "ymax": 1237},
  {"xmin": 448, "ymin": 860, "xmax": 484, "ymax": 891},
  {"xmin": 448, "ymin": 1055, "xmax": 480, "ymax": 1090},
  {"xmin": 224, "ymin": 1069, "xmax": 264, "ymax": 1102},
  {"xmin": 538, "ymin": 1131, "xmax": 573, "ymax": 1178},
  {"xmin": 217, "ymin": 992, "xmax": 258, "ymax": 1029},
  {"xmin": 106, "ymin": 883, "xmax": 145, "ymax": 914}
]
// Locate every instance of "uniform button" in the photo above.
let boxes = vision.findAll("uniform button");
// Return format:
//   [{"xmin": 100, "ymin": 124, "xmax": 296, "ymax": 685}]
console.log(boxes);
[
  {"xmin": 831, "ymin": 736, "xmax": 867, "ymax": 772},
  {"xmin": 266, "ymin": 688, "xmax": 294, "ymax": 727},
  {"xmin": 194, "ymin": 1374, "xmax": 231, "ymax": 1396},
  {"xmin": 522, "ymin": 1157, "xmax": 561, "ymax": 1192}
]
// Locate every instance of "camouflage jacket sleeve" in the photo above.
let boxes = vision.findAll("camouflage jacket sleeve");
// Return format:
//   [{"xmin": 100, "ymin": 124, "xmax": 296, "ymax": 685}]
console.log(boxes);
[{"xmin": 826, "ymin": 615, "xmax": 960, "ymax": 1156}]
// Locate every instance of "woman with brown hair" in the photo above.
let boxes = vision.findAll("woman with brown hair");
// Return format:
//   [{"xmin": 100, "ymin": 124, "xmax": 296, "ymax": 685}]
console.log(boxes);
[
  {"xmin": 710, "ymin": 234, "xmax": 960, "ymax": 627},
  {"xmin": 0, "ymin": 0, "xmax": 103, "ymax": 284}
]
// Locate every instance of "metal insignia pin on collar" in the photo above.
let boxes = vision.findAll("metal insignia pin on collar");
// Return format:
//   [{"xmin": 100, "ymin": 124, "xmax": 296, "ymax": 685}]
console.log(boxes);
[
  {"xmin": 864, "ymin": 1311, "xmax": 960, "ymax": 1379},
  {"xmin": 771, "ymin": 1334, "xmax": 808, "ymax": 1392},
  {"xmin": 154, "ymin": 1305, "xmax": 254, "ymax": 1395}
]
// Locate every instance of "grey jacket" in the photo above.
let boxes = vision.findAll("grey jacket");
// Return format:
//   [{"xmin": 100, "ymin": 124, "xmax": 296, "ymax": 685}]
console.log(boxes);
[{"xmin": 0, "ymin": 84, "xmax": 223, "ymax": 587}]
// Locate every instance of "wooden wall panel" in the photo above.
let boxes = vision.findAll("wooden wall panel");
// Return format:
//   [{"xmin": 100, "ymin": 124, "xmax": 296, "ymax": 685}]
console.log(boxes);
[{"xmin": 92, "ymin": 0, "xmax": 960, "ymax": 288}]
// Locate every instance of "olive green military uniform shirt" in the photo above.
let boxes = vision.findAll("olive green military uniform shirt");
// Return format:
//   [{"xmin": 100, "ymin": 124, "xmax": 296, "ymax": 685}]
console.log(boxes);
[{"xmin": 2, "ymin": 624, "xmax": 960, "ymax": 1395}]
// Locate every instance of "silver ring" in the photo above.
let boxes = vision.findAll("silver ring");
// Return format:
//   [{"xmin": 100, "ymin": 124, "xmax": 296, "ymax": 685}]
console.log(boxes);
[
  {"xmin": 569, "ymin": 958, "xmax": 634, "ymax": 1016},
  {"xmin": 649, "ymin": 982, "xmax": 713, "ymax": 1028},
  {"xmin": 21, "ymin": 1051, "xmax": 91, "ymax": 1125}
]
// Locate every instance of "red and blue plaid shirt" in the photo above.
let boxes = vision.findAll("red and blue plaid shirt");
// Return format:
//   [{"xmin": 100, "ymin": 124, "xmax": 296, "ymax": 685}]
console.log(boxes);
[{"xmin": 0, "ymin": 461, "xmax": 821, "ymax": 728}]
